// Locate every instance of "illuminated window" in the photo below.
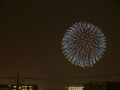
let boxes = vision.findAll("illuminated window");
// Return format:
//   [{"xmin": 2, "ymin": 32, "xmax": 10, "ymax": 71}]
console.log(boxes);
[
  {"xmin": 29, "ymin": 86, "xmax": 33, "ymax": 88},
  {"xmin": 29, "ymin": 89, "xmax": 33, "ymax": 90},
  {"xmin": 68, "ymin": 86, "xmax": 84, "ymax": 90},
  {"xmin": 19, "ymin": 86, "xmax": 22, "ymax": 89},
  {"xmin": 14, "ymin": 86, "xmax": 17, "ymax": 88}
]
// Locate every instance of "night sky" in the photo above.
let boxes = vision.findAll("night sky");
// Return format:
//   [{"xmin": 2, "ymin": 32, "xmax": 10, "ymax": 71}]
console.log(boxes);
[{"xmin": 0, "ymin": 0, "xmax": 120, "ymax": 88}]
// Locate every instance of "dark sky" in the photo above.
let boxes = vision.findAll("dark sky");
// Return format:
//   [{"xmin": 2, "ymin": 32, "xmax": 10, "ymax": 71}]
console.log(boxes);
[{"xmin": 0, "ymin": 0, "xmax": 120, "ymax": 88}]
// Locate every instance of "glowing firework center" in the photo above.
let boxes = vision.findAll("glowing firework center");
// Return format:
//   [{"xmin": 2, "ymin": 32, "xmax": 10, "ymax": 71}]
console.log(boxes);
[{"xmin": 62, "ymin": 22, "xmax": 106, "ymax": 68}]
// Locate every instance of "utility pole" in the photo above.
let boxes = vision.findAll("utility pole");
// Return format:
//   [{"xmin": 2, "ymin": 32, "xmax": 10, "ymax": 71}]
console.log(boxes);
[{"xmin": 17, "ymin": 72, "xmax": 21, "ymax": 90}]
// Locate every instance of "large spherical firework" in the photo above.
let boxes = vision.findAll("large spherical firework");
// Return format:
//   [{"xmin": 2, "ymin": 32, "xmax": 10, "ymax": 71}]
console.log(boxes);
[{"xmin": 62, "ymin": 22, "xmax": 106, "ymax": 68}]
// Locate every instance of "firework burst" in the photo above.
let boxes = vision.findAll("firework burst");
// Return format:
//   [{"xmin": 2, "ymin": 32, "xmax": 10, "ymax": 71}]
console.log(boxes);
[{"xmin": 62, "ymin": 22, "xmax": 106, "ymax": 68}]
